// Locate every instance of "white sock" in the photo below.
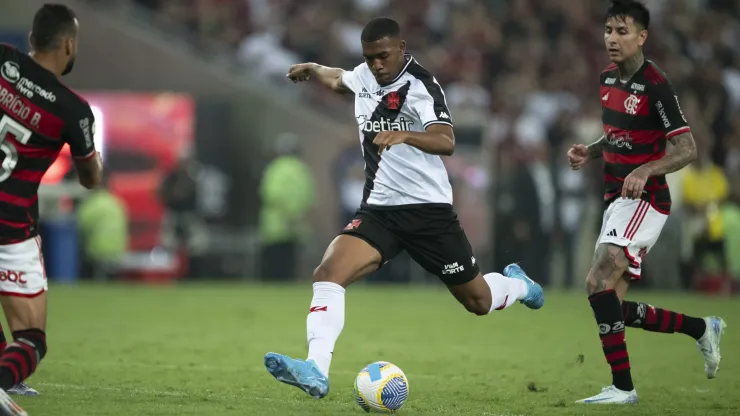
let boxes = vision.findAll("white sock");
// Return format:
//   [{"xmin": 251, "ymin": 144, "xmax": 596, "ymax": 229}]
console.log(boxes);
[
  {"xmin": 306, "ymin": 282, "xmax": 345, "ymax": 378},
  {"xmin": 483, "ymin": 272, "xmax": 528, "ymax": 312}
]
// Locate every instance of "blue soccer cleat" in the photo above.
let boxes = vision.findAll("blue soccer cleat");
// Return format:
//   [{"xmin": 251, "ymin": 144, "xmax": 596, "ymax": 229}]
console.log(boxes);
[
  {"xmin": 7, "ymin": 383, "xmax": 38, "ymax": 397},
  {"xmin": 264, "ymin": 352, "xmax": 329, "ymax": 399},
  {"xmin": 503, "ymin": 263, "xmax": 544, "ymax": 309}
]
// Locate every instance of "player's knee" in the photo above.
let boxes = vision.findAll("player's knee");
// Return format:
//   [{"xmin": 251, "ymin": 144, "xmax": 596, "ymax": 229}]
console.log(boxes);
[
  {"xmin": 460, "ymin": 296, "xmax": 490, "ymax": 316},
  {"xmin": 584, "ymin": 274, "xmax": 608, "ymax": 295},
  {"xmin": 11, "ymin": 329, "xmax": 47, "ymax": 360},
  {"xmin": 313, "ymin": 263, "xmax": 346, "ymax": 286},
  {"xmin": 585, "ymin": 245, "xmax": 629, "ymax": 295},
  {"xmin": 313, "ymin": 263, "xmax": 331, "ymax": 283}
]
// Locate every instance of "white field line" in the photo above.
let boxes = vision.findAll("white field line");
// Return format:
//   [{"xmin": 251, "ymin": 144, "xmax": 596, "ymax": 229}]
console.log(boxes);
[{"xmin": 48, "ymin": 359, "xmax": 468, "ymax": 381}]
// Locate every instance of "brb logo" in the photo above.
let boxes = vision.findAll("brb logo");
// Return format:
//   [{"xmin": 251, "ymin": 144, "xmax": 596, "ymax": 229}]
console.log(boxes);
[
  {"xmin": 0, "ymin": 271, "xmax": 27, "ymax": 285},
  {"xmin": 1, "ymin": 62, "xmax": 20, "ymax": 84}
]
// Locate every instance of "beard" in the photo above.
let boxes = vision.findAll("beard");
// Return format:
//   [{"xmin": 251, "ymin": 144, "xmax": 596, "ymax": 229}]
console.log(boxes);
[{"xmin": 61, "ymin": 56, "xmax": 75, "ymax": 76}]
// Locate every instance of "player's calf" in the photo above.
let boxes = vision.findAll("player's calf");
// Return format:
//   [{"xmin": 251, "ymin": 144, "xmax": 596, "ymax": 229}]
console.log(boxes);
[{"xmin": 447, "ymin": 266, "xmax": 540, "ymax": 316}]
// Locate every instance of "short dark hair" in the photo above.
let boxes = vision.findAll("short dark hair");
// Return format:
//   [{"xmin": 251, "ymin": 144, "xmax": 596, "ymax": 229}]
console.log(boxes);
[
  {"xmin": 605, "ymin": 0, "xmax": 650, "ymax": 30},
  {"xmin": 361, "ymin": 17, "xmax": 400, "ymax": 43},
  {"xmin": 31, "ymin": 4, "xmax": 77, "ymax": 52}
]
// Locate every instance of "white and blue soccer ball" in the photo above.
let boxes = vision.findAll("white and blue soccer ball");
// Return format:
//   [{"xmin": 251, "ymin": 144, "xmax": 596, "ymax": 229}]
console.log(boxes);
[{"xmin": 354, "ymin": 361, "xmax": 409, "ymax": 413}]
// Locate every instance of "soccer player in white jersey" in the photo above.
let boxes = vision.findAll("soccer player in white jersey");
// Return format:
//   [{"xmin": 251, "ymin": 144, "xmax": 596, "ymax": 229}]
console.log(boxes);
[{"xmin": 263, "ymin": 18, "xmax": 545, "ymax": 399}]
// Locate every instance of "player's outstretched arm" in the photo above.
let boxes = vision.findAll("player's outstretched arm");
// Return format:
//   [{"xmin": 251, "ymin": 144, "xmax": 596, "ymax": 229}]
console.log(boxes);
[
  {"xmin": 587, "ymin": 135, "xmax": 606, "ymax": 159},
  {"xmin": 568, "ymin": 135, "xmax": 605, "ymax": 170},
  {"xmin": 642, "ymin": 132, "xmax": 697, "ymax": 176},
  {"xmin": 286, "ymin": 63, "xmax": 350, "ymax": 94}
]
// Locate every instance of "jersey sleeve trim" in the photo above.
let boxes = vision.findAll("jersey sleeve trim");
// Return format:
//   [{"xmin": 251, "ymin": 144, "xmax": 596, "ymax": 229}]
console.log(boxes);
[
  {"xmin": 666, "ymin": 126, "xmax": 690, "ymax": 139},
  {"xmin": 74, "ymin": 150, "xmax": 97, "ymax": 161},
  {"xmin": 423, "ymin": 120, "xmax": 453, "ymax": 129},
  {"xmin": 340, "ymin": 70, "xmax": 352, "ymax": 90},
  {"xmin": 408, "ymin": 67, "xmax": 448, "ymax": 111},
  {"xmin": 406, "ymin": 60, "xmax": 453, "ymax": 126}
]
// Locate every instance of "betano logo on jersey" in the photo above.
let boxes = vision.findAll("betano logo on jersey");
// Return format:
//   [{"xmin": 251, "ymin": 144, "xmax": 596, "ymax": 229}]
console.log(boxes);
[
  {"xmin": 0, "ymin": 61, "xmax": 56, "ymax": 102},
  {"xmin": 357, "ymin": 115, "xmax": 414, "ymax": 133}
]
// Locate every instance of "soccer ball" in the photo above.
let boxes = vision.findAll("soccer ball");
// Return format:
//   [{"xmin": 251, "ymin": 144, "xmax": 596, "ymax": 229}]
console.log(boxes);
[{"xmin": 354, "ymin": 361, "xmax": 409, "ymax": 413}]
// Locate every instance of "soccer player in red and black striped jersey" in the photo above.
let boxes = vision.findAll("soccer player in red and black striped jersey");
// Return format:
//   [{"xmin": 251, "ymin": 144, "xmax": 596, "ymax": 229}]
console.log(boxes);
[
  {"xmin": 567, "ymin": 0, "xmax": 726, "ymax": 405},
  {"xmin": 0, "ymin": 4, "xmax": 102, "ymax": 414}
]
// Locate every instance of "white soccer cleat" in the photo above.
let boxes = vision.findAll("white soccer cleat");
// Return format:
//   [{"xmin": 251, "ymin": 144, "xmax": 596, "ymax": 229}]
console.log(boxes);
[
  {"xmin": 697, "ymin": 316, "xmax": 726, "ymax": 379},
  {"xmin": 8, "ymin": 383, "xmax": 39, "ymax": 397},
  {"xmin": 0, "ymin": 388, "xmax": 26, "ymax": 416},
  {"xmin": 576, "ymin": 385, "xmax": 638, "ymax": 404}
]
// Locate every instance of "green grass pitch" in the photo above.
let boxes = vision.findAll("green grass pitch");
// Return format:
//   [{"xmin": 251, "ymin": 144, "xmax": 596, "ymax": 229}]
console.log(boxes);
[{"xmin": 13, "ymin": 283, "xmax": 739, "ymax": 415}]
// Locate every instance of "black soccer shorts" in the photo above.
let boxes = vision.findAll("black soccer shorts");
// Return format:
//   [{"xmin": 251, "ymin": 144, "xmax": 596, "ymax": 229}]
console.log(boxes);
[{"xmin": 340, "ymin": 205, "xmax": 480, "ymax": 285}]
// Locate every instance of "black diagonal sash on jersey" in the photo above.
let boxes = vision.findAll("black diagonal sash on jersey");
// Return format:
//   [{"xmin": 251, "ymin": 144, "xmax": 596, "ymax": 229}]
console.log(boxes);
[{"xmin": 361, "ymin": 81, "xmax": 411, "ymax": 204}]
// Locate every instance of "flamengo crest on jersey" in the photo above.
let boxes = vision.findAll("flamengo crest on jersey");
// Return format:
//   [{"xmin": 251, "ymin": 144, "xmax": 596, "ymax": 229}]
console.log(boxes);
[{"xmin": 341, "ymin": 55, "xmax": 454, "ymax": 207}]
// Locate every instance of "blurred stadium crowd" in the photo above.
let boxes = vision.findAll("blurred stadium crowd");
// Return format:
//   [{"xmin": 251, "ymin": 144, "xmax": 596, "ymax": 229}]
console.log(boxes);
[{"xmin": 127, "ymin": 0, "xmax": 740, "ymax": 290}]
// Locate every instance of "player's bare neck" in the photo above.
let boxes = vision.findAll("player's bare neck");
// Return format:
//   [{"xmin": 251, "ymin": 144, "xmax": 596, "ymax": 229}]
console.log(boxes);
[
  {"xmin": 617, "ymin": 51, "xmax": 645, "ymax": 83},
  {"xmin": 28, "ymin": 52, "xmax": 60, "ymax": 77}
]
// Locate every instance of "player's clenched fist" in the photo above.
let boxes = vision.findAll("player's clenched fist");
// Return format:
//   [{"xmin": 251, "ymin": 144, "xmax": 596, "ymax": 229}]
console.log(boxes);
[
  {"xmin": 286, "ymin": 63, "xmax": 317, "ymax": 82},
  {"xmin": 373, "ymin": 131, "xmax": 407, "ymax": 156},
  {"xmin": 622, "ymin": 166, "xmax": 651, "ymax": 200},
  {"xmin": 567, "ymin": 144, "xmax": 589, "ymax": 170}
]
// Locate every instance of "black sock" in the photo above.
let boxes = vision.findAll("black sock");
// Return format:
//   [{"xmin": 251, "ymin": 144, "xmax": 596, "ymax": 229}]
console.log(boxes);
[
  {"xmin": 622, "ymin": 301, "xmax": 707, "ymax": 340},
  {"xmin": 0, "ymin": 329, "xmax": 46, "ymax": 390},
  {"xmin": 589, "ymin": 290, "xmax": 634, "ymax": 392}
]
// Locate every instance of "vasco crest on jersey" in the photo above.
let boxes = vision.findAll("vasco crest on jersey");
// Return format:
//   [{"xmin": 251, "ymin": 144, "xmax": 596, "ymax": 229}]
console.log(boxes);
[{"xmin": 379, "ymin": 82, "xmax": 410, "ymax": 113}]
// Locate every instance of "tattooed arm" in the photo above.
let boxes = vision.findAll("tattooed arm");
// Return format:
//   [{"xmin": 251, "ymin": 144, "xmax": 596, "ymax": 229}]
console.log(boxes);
[
  {"xmin": 641, "ymin": 132, "xmax": 697, "ymax": 176},
  {"xmin": 587, "ymin": 135, "xmax": 606, "ymax": 160},
  {"xmin": 621, "ymin": 132, "xmax": 697, "ymax": 199}
]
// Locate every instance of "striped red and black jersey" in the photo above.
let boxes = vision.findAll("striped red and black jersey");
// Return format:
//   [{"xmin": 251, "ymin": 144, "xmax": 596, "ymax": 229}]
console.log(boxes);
[
  {"xmin": 0, "ymin": 44, "xmax": 97, "ymax": 244},
  {"xmin": 600, "ymin": 59, "xmax": 690, "ymax": 214}
]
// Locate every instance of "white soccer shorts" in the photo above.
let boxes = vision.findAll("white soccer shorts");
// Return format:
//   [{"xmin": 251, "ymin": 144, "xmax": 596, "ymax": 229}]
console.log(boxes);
[
  {"xmin": 596, "ymin": 198, "xmax": 668, "ymax": 279},
  {"xmin": 0, "ymin": 236, "xmax": 47, "ymax": 297}
]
